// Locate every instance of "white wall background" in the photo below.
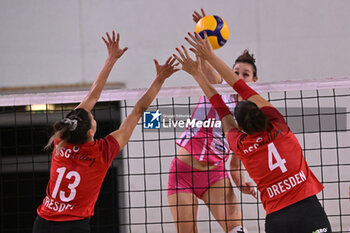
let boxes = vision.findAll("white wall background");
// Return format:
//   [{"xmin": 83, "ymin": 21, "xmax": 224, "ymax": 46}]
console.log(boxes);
[
  {"xmin": 1, "ymin": 0, "xmax": 350, "ymax": 90},
  {"xmin": 1, "ymin": 1, "xmax": 350, "ymax": 232}
]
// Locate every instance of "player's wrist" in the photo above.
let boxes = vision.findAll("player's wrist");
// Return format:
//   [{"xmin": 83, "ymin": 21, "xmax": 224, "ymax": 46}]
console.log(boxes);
[
  {"xmin": 205, "ymin": 53, "xmax": 217, "ymax": 64},
  {"xmin": 209, "ymin": 94, "xmax": 232, "ymax": 120},
  {"xmin": 106, "ymin": 56, "xmax": 118, "ymax": 64},
  {"xmin": 192, "ymin": 71, "xmax": 205, "ymax": 80},
  {"xmin": 232, "ymin": 79, "xmax": 258, "ymax": 100},
  {"xmin": 154, "ymin": 75, "xmax": 166, "ymax": 84}
]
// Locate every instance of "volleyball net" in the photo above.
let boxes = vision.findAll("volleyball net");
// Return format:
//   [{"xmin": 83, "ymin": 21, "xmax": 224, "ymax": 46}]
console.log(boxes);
[{"xmin": 0, "ymin": 77, "xmax": 350, "ymax": 232}]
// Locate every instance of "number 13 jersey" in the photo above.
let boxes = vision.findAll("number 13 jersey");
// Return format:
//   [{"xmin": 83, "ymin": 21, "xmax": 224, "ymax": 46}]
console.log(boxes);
[
  {"xmin": 227, "ymin": 106, "xmax": 323, "ymax": 214},
  {"xmin": 37, "ymin": 135, "xmax": 120, "ymax": 221}
]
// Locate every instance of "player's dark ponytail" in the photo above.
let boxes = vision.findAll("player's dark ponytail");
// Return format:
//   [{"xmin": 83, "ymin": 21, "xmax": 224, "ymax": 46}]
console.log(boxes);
[
  {"xmin": 234, "ymin": 100, "xmax": 269, "ymax": 134},
  {"xmin": 45, "ymin": 108, "xmax": 91, "ymax": 150}
]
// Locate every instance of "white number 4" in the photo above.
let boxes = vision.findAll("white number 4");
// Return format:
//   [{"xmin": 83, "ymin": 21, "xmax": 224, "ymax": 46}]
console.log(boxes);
[{"xmin": 268, "ymin": 142, "xmax": 287, "ymax": 173}]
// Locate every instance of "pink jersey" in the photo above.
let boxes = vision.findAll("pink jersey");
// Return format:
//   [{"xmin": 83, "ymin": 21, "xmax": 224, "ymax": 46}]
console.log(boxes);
[
  {"xmin": 37, "ymin": 135, "xmax": 120, "ymax": 221},
  {"xmin": 228, "ymin": 107, "xmax": 323, "ymax": 214},
  {"xmin": 177, "ymin": 95, "xmax": 236, "ymax": 166}
]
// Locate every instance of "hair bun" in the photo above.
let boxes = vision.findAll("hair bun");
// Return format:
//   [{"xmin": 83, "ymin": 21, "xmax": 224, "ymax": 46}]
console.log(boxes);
[
  {"xmin": 235, "ymin": 49, "xmax": 256, "ymax": 63},
  {"xmin": 61, "ymin": 118, "xmax": 78, "ymax": 131}
]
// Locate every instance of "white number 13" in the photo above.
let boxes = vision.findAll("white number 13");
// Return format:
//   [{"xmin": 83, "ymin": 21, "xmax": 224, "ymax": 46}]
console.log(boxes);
[
  {"xmin": 52, "ymin": 167, "xmax": 81, "ymax": 202},
  {"xmin": 268, "ymin": 142, "xmax": 287, "ymax": 173}
]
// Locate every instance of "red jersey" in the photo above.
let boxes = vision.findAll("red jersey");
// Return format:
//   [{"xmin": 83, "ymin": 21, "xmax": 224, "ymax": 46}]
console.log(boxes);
[
  {"xmin": 37, "ymin": 135, "xmax": 120, "ymax": 221},
  {"xmin": 227, "ymin": 106, "xmax": 323, "ymax": 214}
]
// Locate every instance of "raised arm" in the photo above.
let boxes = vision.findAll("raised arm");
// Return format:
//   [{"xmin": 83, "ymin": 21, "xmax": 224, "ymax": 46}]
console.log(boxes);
[
  {"xmin": 191, "ymin": 8, "xmax": 222, "ymax": 84},
  {"xmin": 185, "ymin": 32, "xmax": 273, "ymax": 109},
  {"xmin": 76, "ymin": 31, "xmax": 128, "ymax": 111},
  {"xmin": 110, "ymin": 57, "xmax": 179, "ymax": 149},
  {"xmin": 173, "ymin": 46, "xmax": 237, "ymax": 135}
]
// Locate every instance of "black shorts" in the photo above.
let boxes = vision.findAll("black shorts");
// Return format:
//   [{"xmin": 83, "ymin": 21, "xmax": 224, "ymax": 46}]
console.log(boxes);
[
  {"xmin": 265, "ymin": 195, "xmax": 332, "ymax": 233},
  {"xmin": 32, "ymin": 215, "xmax": 90, "ymax": 233}
]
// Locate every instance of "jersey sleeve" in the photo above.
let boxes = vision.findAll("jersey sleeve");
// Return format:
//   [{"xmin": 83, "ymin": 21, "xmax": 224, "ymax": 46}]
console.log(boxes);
[
  {"xmin": 98, "ymin": 135, "xmax": 121, "ymax": 165},
  {"xmin": 227, "ymin": 128, "xmax": 245, "ymax": 154},
  {"xmin": 261, "ymin": 106, "xmax": 286, "ymax": 124}
]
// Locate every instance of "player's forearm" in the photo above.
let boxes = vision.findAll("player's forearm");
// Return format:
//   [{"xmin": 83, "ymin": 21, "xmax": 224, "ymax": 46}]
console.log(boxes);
[
  {"xmin": 133, "ymin": 78, "xmax": 165, "ymax": 115},
  {"xmin": 88, "ymin": 58, "xmax": 118, "ymax": 101},
  {"xmin": 201, "ymin": 61, "xmax": 222, "ymax": 84},
  {"xmin": 77, "ymin": 57, "xmax": 118, "ymax": 111},
  {"xmin": 111, "ymin": 77, "xmax": 164, "ymax": 150},
  {"xmin": 206, "ymin": 54, "xmax": 240, "ymax": 86},
  {"xmin": 193, "ymin": 72, "xmax": 218, "ymax": 99},
  {"xmin": 193, "ymin": 73, "xmax": 233, "ymax": 122}
]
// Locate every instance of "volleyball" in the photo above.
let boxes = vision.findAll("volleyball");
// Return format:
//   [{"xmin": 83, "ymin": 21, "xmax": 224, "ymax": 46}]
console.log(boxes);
[{"xmin": 195, "ymin": 15, "xmax": 229, "ymax": 50}]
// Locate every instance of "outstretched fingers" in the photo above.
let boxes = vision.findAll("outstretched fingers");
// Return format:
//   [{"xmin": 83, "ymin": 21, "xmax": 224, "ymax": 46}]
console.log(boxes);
[
  {"xmin": 200, "ymin": 8, "xmax": 206, "ymax": 17},
  {"xmin": 153, "ymin": 58, "xmax": 159, "ymax": 67},
  {"xmin": 197, "ymin": 31, "xmax": 211, "ymax": 48},
  {"xmin": 181, "ymin": 45, "xmax": 191, "ymax": 59},
  {"xmin": 192, "ymin": 11, "xmax": 201, "ymax": 22},
  {"xmin": 192, "ymin": 8, "xmax": 206, "ymax": 23},
  {"xmin": 121, "ymin": 46, "xmax": 128, "ymax": 54},
  {"xmin": 165, "ymin": 56, "xmax": 173, "ymax": 65},
  {"xmin": 159, "ymin": 56, "xmax": 176, "ymax": 67},
  {"xmin": 175, "ymin": 47, "xmax": 187, "ymax": 61},
  {"xmin": 173, "ymin": 53, "xmax": 183, "ymax": 65},
  {"xmin": 112, "ymin": 30, "xmax": 116, "ymax": 42},
  {"xmin": 170, "ymin": 57, "xmax": 181, "ymax": 72},
  {"xmin": 102, "ymin": 36, "xmax": 109, "ymax": 46},
  {"xmin": 115, "ymin": 32, "xmax": 128, "ymax": 54},
  {"xmin": 155, "ymin": 57, "xmax": 179, "ymax": 71},
  {"xmin": 185, "ymin": 31, "xmax": 214, "ymax": 60},
  {"xmin": 168, "ymin": 57, "xmax": 178, "ymax": 66},
  {"xmin": 106, "ymin": 32, "xmax": 112, "ymax": 43},
  {"xmin": 185, "ymin": 32, "xmax": 205, "ymax": 52},
  {"xmin": 185, "ymin": 33, "xmax": 198, "ymax": 47},
  {"xmin": 155, "ymin": 56, "xmax": 180, "ymax": 80},
  {"xmin": 102, "ymin": 30, "xmax": 129, "ymax": 59},
  {"xmin": 189, "ymin": 47, "xmax": 199, "ymax": 56},
  {"xmin": 102, "ymin": 31, "xmax": 114, "ymax": 46},
  {"xmin": 174, "ymin": 46, "xmax": 192, "ymax": 65},
  {"xmin": 116, "ymin": 32, "xmax": 120, "ymax": 44}
]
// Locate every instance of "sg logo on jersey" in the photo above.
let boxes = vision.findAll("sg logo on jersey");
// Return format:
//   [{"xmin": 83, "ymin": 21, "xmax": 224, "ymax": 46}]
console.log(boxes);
[{"xmin": 143, "ymin": 110, "xmax": 162, "ymax": 129}]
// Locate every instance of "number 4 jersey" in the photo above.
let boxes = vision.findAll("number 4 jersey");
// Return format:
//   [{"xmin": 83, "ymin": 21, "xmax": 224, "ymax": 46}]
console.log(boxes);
[
  {"xmin": 227, "ymin": 106, "xmax": 323, "ymax": 215},
  {"xmin": 37, "ymin": 135, "xmax": 120, "ymax": 221}
]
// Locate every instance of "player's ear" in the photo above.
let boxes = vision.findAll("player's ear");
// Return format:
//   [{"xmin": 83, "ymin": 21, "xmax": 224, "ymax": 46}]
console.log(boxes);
[
  {"xmin": 253, "ymin": 76, "xmax": 258, "ymax": 82},
  {"xmin": 87, "ymin": 128, "xmax": 94, "ymax": 138}
]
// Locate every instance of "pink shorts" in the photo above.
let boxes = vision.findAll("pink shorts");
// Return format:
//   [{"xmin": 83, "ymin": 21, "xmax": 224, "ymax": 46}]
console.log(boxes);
[
  {"xmin": 168, "ymin": 157, "xmax": 228, "ymax": 199},
  {"xmin": 177, "ymin": 136, "xmax": 228, "ymax": 166}
]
